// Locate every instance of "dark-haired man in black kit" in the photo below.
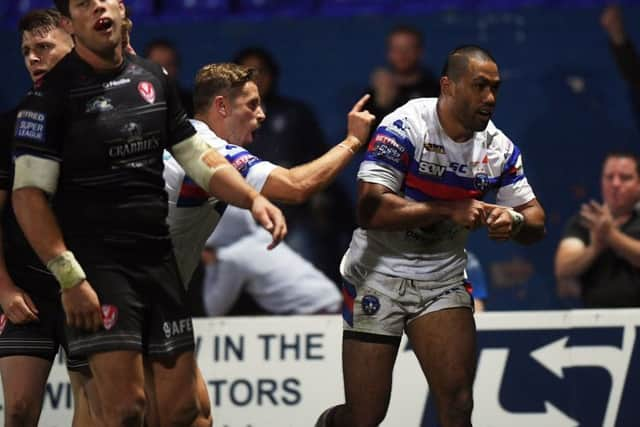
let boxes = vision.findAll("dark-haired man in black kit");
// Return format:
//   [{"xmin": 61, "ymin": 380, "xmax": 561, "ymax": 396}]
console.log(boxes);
[
  {"xmin": 0, "ymin": 8, "xmax": 87, "ymax": 427},
  {"xmin": 11, "ymin": 1, "xmax": 286, "ymax": 426}
]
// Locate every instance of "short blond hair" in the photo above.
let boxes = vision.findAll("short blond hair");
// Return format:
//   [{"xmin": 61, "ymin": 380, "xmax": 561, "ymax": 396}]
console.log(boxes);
[{"xmin": 193, "ymin": 63, "xmax": 257, "ymax": 115}]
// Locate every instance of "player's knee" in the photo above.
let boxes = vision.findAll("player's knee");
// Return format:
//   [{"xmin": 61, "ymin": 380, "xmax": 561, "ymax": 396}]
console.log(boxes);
[
  {"xmin": 355, "ymin": 412, "xmax": 388, "ymax": 427},
  {"xmin": 191, "ymin": 413, "xmax": 213, "ymax": 427},
  {"xmin": 194, "ymin": 398, "xmax": 213, "ymax": 427},
  {"xmin": 441, "ymin": 387, "xmax": 473, "ymax": 423},
  {"xmin": 102, "ymin": 390, "xmax": 146, "ymax": 427},
  {"xmin": 166, "ymin": 394, "xmax": 199, "ymax": 427},
  {"xmin": 4, "ymin": 396, "xmax": 40, "ymax": 427},
  {"xmin": 346, "ymin": 404, "xmax": 388, "ymax": 427}
]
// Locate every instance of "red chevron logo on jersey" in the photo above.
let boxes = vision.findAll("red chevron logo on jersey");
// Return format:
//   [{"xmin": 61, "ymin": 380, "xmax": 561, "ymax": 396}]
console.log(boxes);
[
  {"xmin": 138, "ymin": 81, "xmax": 156, "ymax": 104},
  {"xmin": 0, "ymin": 314, "xmax": 6, "ymax": 335},
  {"xmin": 101, "ymin": 305, "xmax": 119, "ymax": 330}
]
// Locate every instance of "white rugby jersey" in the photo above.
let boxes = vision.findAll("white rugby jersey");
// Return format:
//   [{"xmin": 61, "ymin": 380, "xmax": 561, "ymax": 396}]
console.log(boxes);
[
  {"xmin": 163, "ymin": 119, "xmax": 277, "ymax": 284},
  {"xmin": 344, "ymin": 98, "xmax": 535, "ymax": 283}
]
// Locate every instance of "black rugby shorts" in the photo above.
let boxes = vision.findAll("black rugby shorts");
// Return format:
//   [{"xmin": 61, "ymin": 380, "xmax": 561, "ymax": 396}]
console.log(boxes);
[
  {"xmin": 65, "ymin": 245, "xmax": 195, "ymax": 359},
  {"xmin": 0, "ymin": 265, "xmax": 87, "ymax": 370}
]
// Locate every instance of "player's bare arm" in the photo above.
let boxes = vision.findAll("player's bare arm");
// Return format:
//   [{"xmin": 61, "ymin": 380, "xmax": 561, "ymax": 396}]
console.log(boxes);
[
  {"xmin": 12, "ymin": 154, "xmax": 103, "ymax": 332},
  {"xmin": 485, "ymin": 198, "xmax": 545, "ymax": 244},
  {"xmin": 357, "ymin": 181, "xmax": 487, "ymax": 231},
  {"xmin": 0, "ymin": 190, "xmax": 39, "ymax": 324},
  {"xmin": 261, "ymin": 94, "xmax": 375, "ymax": 203},
  {"xmin": 171, "ymin": 134, "xmax": 287, "ymax": 248}
]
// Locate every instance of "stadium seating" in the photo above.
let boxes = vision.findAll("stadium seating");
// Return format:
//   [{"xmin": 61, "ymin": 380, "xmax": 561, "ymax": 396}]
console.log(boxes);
[
  {"xmin": 235, "ymin": 0, "xmax": 315, "ymax": 18},
  {"xmin": 3, "ymin": 0, "xmax": 52, "ymax": 27},
  {"xmin": 160, "ymin": 0, "xmax": 231, "ymax": 19}
]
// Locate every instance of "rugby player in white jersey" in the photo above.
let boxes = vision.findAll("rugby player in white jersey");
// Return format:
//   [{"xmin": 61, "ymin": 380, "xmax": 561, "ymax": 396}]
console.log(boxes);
[
  {"xmin": 316, "ymin": 45, "xmax": 546, "ymax": 427},
  {"xmin": 158, "ymin": 63, "xmax": 374, "ymax": 426}
]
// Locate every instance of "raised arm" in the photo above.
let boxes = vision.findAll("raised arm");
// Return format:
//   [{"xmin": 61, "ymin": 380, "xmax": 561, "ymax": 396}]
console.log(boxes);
[
  {"xmin": 170, "ymin": 133, "xmax": 286, "ymax": 248},
  {"xmin": 260, "ymin": 95, "xmax": 375, "ymax": 204},
  {"xmin": 601, "ymin": 5, "xmax": 640, "ymax": 89}
]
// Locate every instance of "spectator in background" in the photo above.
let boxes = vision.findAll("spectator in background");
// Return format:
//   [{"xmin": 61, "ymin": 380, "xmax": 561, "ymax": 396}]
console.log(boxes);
[
  {"xmin": 201, "ymin": 206, "xmax": 341, "ymax": 316},
  {"xmin": 466, "ymin": 251, "xmax": 489, "ymax": 312},
  {"xmin": 555, "ymin": 152, "xmax": 640, "ymax": 307},
  {"xmin": 145, "ymin": 38, "xmax": 194, "ymax": 116},
  {"xmin": 601, "ymin": 5, "xmax": 640, "ymax": 129},
  {"xmin": 234, "ymin": 47, "xmax": 354, "ymax": 283},
  {"xmin": 365, "ymin": 25, "xmax": 440, "ymax": 132}
]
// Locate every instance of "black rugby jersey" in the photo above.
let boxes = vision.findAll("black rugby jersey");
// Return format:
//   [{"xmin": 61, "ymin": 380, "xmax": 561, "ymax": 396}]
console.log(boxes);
[
  {"xmin": 1, "ymin": 108, "xmax": 57, "ymax": 297},
  {"xmin": 13, "ymin": 51, "xmax": 196, "ymax": 253},
  {"xmin": 0, "ymin": 110, "xmax": 11, "ymax": 192}
]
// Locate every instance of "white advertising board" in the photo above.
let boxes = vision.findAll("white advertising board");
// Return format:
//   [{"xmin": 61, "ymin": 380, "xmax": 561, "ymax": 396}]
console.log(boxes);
[{"xmin": 1, "ymin": 309, "xmax": 639, "ymax": 426}]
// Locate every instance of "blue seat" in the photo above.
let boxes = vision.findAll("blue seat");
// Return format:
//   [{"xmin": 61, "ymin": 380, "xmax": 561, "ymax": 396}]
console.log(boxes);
[
  {"xmin": 235, "ymin": 0, "xmax": 315, "ymax": 17},
  {"xmin": 2, "ymin": 0, "xmax": 53, "ymax": 28},
  {"xmin": 319, "ymin": 0, "xmax": 395, "ymax": 16},
  {"xmin": 124, "ymin": 0, "xmax": 155, "ymax": 18},
  {"xmin": 161, "ymin": 0, "xmax": 231, "ymax": 19},
  {"xmin": 393, "ymin": 0, "xmax": 474, "ymax": 14},
  {"xmin": 395, "ymin": 0, "xmax": 550, "ymax": 14}
]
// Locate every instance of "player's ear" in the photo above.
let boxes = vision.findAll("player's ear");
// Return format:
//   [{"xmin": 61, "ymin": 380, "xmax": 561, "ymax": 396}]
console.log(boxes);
[
  {"xmin": 440, "ymin": 76, "xmax": 453, "ymax": 97},
  {"xmin": 118, "ymin": 1, "xmax": 126, "ymax": 20},
  {"xmin": 213, "ymin": 96, "xmax": 227, "ymax": 117},
  {"xmin": 61, "ymin": 16, "xmax": 74, "ymax": 36}
]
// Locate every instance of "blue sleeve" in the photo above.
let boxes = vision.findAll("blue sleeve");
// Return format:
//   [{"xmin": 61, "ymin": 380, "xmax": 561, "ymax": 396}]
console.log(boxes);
[{"xmin": 363, "ymin": 125, "xmax": 414, "ymax": 174}]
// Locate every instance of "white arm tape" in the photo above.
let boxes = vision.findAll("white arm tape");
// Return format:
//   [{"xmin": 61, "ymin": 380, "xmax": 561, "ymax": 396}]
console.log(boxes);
[
  {"xmin": 508, "ymin": 209, "xmax": 525, "ymax": 236},
  {"xmin": 171, "ymin": 134, "xmax": 232, "ymax": 191},
  {"xmin": 13, "ymin": 155, "xmax": 60, "ymax": 194},
  {"xmin": 47, "ymin": 250, "xmax": 86, "ymax": 290}
]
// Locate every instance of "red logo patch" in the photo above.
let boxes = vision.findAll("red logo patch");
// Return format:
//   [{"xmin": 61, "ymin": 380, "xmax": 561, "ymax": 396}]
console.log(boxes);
[
  {"xmin": 101, "ymin": 305, "xmax": 118, "ymax": 330},
  {"xmin": 137, "ymin": 81, "xmax": 155, "ymax": 104},
  {"xmin": 0, "ymin": 314, "xmax": 6, "ymax": 335}
]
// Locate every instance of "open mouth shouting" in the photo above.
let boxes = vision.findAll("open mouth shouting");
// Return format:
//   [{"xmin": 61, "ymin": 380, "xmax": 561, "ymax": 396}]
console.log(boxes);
[
  {"xmin": 94, "ymin": 17, "xmax": 114, "ymax": 33},
  {"xmin": 31, "ymin": 69, "xmax": 47, "ymax": 79},
  {"xmin": 477, "ymin": 107, "xmax": 493, "ymax": 119}
]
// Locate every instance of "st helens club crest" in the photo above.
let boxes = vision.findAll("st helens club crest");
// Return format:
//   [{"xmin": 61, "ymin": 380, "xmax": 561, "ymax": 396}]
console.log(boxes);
[
  {"xmin": 137, "ymin": 81, "xmax": 155, "ymax": 104},
  {"xmin": 101, "ymin": 305, "xmax": 118, "ymax": 330},
  {"xmin": 0, "ymin": 314, "xmax": 6, "ymax": 335}
]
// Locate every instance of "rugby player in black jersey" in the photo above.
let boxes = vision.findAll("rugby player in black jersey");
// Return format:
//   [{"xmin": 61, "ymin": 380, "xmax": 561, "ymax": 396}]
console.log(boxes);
[
  {"xmin": 0, "ymin": 9, "xmax": 86, "ymax": 427},
  {"xmin": 11, "ymin": 1, "xmax": 286, "ymax": 426}
]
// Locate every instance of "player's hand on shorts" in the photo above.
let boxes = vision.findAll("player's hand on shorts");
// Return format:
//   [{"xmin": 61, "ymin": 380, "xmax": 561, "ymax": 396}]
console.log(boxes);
[
  {"xmin": 61, "ymin": 280, "xmax": 103, "ymax": 331},
  {"xmin": 448, "ymin": 199, "xmax": 486, "ymax": 230},
  {"xmin": 346, "ymin": 94, "xmax": 376, "ymax": 146},
  {"xmin": 484, "ymin": 204, "xmax": 517, "ymax": 240},
  {"xmin": 0, "ymin": 280, "xmax": 39, "ymax": 324},
  {"xmin": 250, "ymin": 195, "xmax": 287, "ymax": 250}
]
